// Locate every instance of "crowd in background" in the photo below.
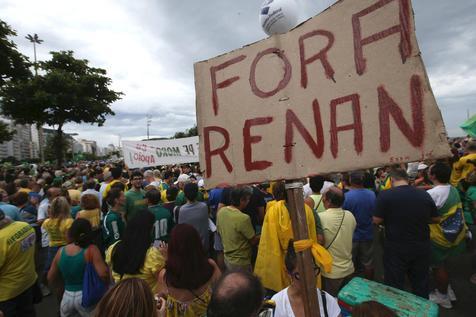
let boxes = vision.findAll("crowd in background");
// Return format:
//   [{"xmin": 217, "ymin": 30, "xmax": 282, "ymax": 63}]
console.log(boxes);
[{"xmin": 0, "ymin": 137, "xmax": 475, "ymax": 317}]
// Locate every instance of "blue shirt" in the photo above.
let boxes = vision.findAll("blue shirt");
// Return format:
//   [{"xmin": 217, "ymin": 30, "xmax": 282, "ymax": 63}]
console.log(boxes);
[
  {"xmin": 343, "ymin": 189, "xmax": 376, "ymax": 241},
  {"xmin": 0, "ymin": 202, "xmax": 21, "ymax": 221},
  {"xmin": 208, "ymin": 188, "xmax": 224, "ymax": 218}
]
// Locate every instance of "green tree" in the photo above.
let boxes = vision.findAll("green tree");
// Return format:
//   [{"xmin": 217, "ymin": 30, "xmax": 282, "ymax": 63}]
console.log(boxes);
[
  {"xmin": 44, "ymin": 133, "xmax": 72, "ymax": 162},
  {"xmin": 0, "ymin": 20, "xmax": 31, "ymax": 144},
  {"xmin": 173, "ymin": 124, "xmax": 198, "ymax": 139},
  {"xmin": 1, "ymin": 50, "xmax": 122, "ymax": 167},
  {"xmin": 0, "ymin": 20, "xmax": 31, "ymax": 88}
]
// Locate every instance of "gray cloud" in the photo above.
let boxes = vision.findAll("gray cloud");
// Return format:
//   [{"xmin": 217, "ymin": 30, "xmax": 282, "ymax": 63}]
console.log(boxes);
[{"xmin": 2, "ymin": 0, "xmax": 475, "ymax": 146}]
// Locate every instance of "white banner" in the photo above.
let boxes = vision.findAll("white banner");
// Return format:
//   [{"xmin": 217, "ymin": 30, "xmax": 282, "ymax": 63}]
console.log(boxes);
[{"xmin": 122, "ymin": 136, "xmax": 199, "ymax": 168}]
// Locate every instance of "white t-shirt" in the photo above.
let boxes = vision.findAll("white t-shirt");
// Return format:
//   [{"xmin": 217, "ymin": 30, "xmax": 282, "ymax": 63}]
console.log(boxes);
[
  {"xmin": 427, "ymin": 184, "xmax": 451, "ymax": 209},
  {"xmin": 37, "ymin": 198, "xmax": 50, "ymax": 248},
  {"xmin": 272, "ymin": 287, "xmax": 341, "ymax": 317},
  {"xmin": 303, "ymin": 183, "xmax": 312, "ymax": 199},
  {"xmin": 99, "ymin": 182, "xmax": 109, "ymax": 198}
]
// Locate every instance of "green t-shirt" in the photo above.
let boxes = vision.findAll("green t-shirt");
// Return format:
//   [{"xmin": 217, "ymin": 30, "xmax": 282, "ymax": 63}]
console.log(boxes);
[
  {"xmin": 464, "ymin": 186, "xmax": 476, "ymax": 225},
  {"xmin": 125, "ymin": 189, "xmax": 147, "ymax": 221},
  {"xmin": 102, "ymin": 210, "xmax": 125, "ymax": 249},
  {"xmin": 149, "ymin": 205, "xmax": 174, "ymax": 242},
  {"xmin": 217, "ymin": 206, "xmax": 255, "ymax": 266},
  {"xmin": 175, "ymin": 190, "xmax": 204, "ymax": 206}
]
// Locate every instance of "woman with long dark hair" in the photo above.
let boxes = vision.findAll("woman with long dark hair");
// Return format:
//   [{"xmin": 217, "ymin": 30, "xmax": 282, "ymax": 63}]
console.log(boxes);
[
  {"xmin": 106, "ymin": 209, "xmax": 165, "ymax": 293},
  {"xmin": 48, "ymin": 218, "xmax": 108, "ymax": 316},
  {"xmin": 158, "ymin": 224, "xmax": 221, "ymax": 317}
]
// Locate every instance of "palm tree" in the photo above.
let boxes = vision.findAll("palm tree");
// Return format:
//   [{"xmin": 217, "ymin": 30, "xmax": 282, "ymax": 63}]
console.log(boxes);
[
  {"xmin": 25, "ymin": 33, "xmax": 43, "ymax": 75},
  {"xmin": 26, "ymin": 33, "xmax": 45, "ymax": 162}
]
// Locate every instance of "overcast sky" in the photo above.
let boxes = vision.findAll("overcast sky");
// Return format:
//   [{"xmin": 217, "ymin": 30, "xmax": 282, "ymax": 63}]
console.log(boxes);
[{"xmin": 2, "ymin": 0, "xmax": 475, "ymax": 147}]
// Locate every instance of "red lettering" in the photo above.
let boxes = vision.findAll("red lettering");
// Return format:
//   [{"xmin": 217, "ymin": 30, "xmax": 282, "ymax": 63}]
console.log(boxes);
[
  {"xmin": 285, "ymin": 99, "xmax": 324, "ymax": 163},
  {"xmin": 243, "ymin": 117, "xmax": 274, "ymax": 171},
  {"xmin": 203, "ymin": 126, "xmax": 233, "ymax": 178},
  {"xmin": 210, "ymin": 55, "xmax": 246, "ymax": 116},
  {"xmin": 330, "ymin": 94, "xmax": 363, "ymax": 158},
  {"xmin": 299, "ymin": 30, "xmax": 335, "ymax": 88},
  {"xmin": 352, "ymin": 0, "xmax": 412, "ymax": 75},
  {"xmin": 378, "ymin": 74, "xmax": 424, "ymax": 152},
  {"xmin": 249, "ymin": 48, "xmax": 291, "ymax": 98}
]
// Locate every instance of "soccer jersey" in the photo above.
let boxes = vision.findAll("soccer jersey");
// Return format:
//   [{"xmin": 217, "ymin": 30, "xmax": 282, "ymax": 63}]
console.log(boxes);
[
  {"xmin": 149, "ymin": 205, "xmax": 174, "ymax": 242},
  {"xmin": 102, "ymin": 210, "xmax": 125, "ymax": 248},
  {"xmin": 0, "ymin": 222, "xmax": 37, "ymax": 301}
]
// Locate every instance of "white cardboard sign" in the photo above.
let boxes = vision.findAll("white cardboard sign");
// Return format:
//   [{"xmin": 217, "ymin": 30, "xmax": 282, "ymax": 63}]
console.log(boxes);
[{"xmin": 194, "ymin": 0, "xmax": 450, "ymax": 188}]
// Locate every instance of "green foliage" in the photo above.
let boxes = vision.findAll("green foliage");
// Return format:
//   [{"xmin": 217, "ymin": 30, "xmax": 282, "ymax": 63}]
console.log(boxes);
[
  {"xmin": 0, "ymin": 120, "xmax": 15, "ymax": 143},
  {"xmin": 173, "ymin": 125, "xmax": 198, "ymax": 139},
  {"xmin": 1, "ymin": 50, "xmax": 122, "ymax": 166},
  {"xmin": 1, "ymin": 51, "xmax": 122, "ymax": 127},
  {"xmin": 0, "ymin": 20, "xmax": 32, "ymax": 88},
  {"xmin": 0, "ymin": 156, "xmax": 19, "ymax": 165},
  {"xmin": 44, "ymin": 133, "xmax": 72, "ymax": 162}
]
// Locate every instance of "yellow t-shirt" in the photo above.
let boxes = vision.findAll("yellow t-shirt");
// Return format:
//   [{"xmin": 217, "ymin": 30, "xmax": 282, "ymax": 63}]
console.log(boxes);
[
  {"xmin": 451, "ymin": 153, "xmax": 476, "ymax": 186},
  {"xmin": 102, "ymin": 179, "xmax": 122, "ymax": 199},
  {"xmin": 106, "ymin": 241, "xmax": 165, "ymax": 293},
  {"xmin": 76, "ymin": 209, "xmax": 101, "ymax": 229},
  {"xmin": 18, "ymin": 188, "xmax": 32, "ymax": 193},
  {"xmin": 319, "ymin": 208, "xmax": 357, "ymax": 279},
  {"xmin": 0, "ymin": 221, "xmax": 37, "ymax": 301},
  {"xmin": 68, "ymin": 189, "xmax": 81, "ymax": 203},
  {"xmin": 42, "ymin": 218, "xmax": 74, "ymax": 247}
]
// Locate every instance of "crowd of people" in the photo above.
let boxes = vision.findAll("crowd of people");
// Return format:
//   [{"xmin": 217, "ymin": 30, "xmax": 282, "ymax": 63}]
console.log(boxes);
[{"xmin": 0, "ymin": 137, "xmax": 475, "ymax": 317}]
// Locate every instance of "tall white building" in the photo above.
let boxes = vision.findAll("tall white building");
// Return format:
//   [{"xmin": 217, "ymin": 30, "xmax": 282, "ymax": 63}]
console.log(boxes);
[
  {"xmin": 0, "ymin": 117, "xmax": 36, "ymax": 161},
  {"xmin": 78, "ymin": 139, "xmax": 97, "ymax": 154}
]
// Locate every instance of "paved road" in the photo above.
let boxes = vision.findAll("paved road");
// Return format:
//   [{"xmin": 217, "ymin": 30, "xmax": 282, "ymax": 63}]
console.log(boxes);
[{"xmin": 35, "ymin": 247, "xmax": 475, "ymax": 317}]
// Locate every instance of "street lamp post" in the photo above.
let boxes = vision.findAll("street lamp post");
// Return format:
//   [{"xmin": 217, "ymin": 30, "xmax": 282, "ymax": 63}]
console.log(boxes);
[
  {"xmin": 146, "ymin": 115, "xmax": 152, "ymax": 140},
  {"xmin": 26, "ymin": 33, "xmax": 45, "ymax": 163}
]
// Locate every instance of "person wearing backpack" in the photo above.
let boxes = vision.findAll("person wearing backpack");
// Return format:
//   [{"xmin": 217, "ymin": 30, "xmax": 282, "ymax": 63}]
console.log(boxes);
[{"xmin": 48, "ymin": 218, "xmax": 108, "ymax": 316}]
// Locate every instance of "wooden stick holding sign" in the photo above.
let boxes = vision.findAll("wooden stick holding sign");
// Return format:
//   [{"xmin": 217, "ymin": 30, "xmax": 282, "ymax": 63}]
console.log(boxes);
[{"xmin": 286, "ymin": 180, "xmax": 320, "ymax": 317}]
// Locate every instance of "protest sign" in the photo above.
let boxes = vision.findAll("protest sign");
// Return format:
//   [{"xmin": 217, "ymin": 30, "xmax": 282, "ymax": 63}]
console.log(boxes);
[
  {"xmin": 122, "ymin": 136, "xmax": 199, "ymax": 168},
  {"xmin": 194, "ymin": 0, "xmax": 451, "ymax": 188}
]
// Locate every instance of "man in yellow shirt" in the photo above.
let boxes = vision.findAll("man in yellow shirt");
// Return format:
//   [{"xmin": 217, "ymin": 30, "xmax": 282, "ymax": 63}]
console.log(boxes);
[
  {"xmin": 319, "ymin": 187, "xmax": 357, "ymax": 297},
  {"xmin": 0, "ymin": 210, "xmax": 37, "ymax": 316},
  {"xmin": 451, "ymin": 141, "xmax": 476, "ymax": 186},
  {"xmin": 102, "ymin": 166, "xmax": 124, "ymax": 199}
]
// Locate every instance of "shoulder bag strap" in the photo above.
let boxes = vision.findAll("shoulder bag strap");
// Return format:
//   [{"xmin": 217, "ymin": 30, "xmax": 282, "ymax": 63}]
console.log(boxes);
[
  {"xmin": 86, "ymin": 245, "xmax": 93, "ymax": 263},
  {"xmin": 325, "ymin": 211, "xmax": 345, "ymax": 250},
  {"xmin": 315, "ymin": 196, "xmax": 323, "ymax": 212}
]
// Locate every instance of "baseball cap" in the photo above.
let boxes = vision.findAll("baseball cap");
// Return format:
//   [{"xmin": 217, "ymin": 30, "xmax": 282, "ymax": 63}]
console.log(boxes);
[{"xmin": 174, "ymin": 174, "xmax": 190, "ymax": 185}]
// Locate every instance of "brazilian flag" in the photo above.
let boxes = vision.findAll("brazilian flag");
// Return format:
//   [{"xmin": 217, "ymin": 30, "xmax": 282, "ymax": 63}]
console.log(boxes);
[{"xmin": 460, "ymin": 115, "xmax": 476, "ymax": 138}]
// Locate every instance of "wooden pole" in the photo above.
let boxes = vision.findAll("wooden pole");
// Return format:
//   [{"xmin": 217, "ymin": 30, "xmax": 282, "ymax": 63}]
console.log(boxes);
[{"xmin": 285, "ymin": 180, "xmax": 320, "ymax": 317}]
